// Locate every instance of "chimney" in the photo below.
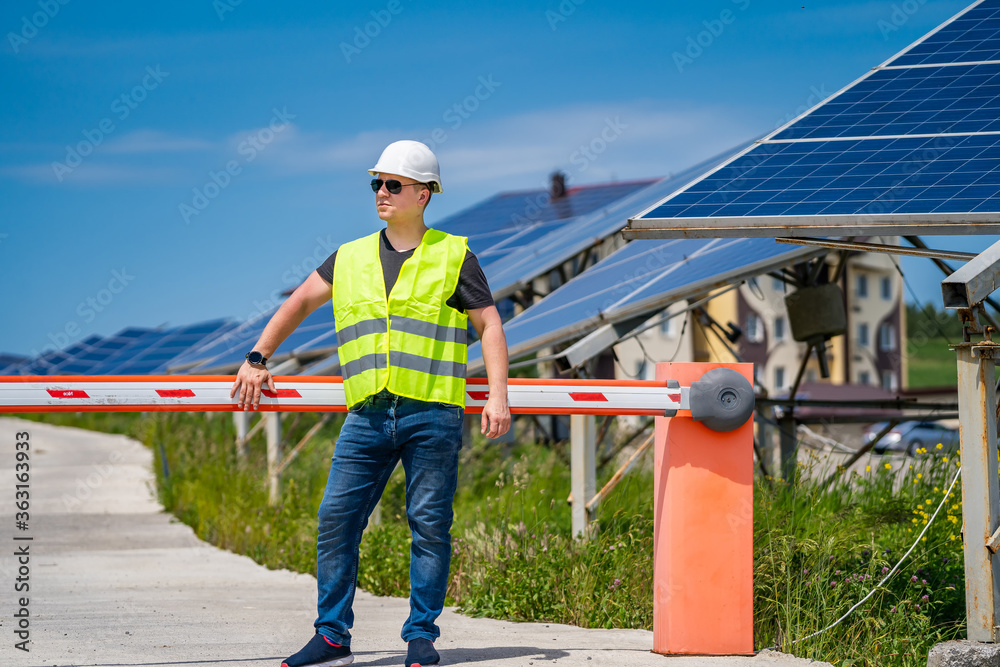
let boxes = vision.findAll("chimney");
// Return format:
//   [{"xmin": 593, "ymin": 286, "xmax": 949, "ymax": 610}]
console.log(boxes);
[{"xmin": 549, "ymin": 171, "xmax": 567, "ymax": 200}]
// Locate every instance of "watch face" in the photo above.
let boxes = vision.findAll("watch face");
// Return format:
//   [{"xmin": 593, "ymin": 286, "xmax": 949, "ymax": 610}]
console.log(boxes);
[{"xmin": 248, "ymin": 351, "xmax": 264, "ymax": 365}]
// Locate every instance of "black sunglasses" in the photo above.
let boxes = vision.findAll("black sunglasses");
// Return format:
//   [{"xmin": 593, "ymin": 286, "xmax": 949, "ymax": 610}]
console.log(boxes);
[{"xmin": 371, "ymin": 178, "xmax": 426, "ymax": 195}]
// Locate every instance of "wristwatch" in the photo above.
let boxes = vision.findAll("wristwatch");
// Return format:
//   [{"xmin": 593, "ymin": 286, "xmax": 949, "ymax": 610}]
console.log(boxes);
[{"xmin": 246, "ymin": 350, "xmax": 268, "ymax": 367}]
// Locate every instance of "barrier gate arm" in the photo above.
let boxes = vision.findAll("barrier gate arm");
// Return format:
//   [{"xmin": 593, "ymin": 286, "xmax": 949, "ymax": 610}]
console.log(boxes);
[{"xmin": 0, "ymin": 368, "xmax": 754, "ymax": 432}]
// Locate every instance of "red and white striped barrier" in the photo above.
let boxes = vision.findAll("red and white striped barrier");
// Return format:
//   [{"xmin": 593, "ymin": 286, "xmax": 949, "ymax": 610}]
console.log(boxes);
[
  {"xmin": 0, "ymin": 369, "xmax": 754, "ymax": 431},
  {"xmin": 0, "ymin": 375, "xmax": 683, "ymax": 416}
]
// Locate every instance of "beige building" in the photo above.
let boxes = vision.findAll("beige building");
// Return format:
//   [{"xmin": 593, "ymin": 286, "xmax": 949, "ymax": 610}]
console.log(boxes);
[{"xmin": 612, "ymin": 237, "xmax": 907, "ymax": 394}]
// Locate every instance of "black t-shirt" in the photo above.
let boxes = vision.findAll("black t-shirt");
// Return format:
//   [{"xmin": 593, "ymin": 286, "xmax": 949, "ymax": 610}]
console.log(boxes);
[{"xmin": 316, "ymin": 229, "xmax": 495, "ymax": 313}]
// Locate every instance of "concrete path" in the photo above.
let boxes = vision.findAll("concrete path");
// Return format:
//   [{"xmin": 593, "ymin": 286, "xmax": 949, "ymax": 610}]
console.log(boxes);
[{"xmin": 0, "ymin": 417, "xmax": 832, "ymax": 667}]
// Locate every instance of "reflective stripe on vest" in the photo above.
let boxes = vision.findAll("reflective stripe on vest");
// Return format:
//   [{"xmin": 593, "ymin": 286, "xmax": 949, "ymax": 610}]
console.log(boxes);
[{"xmin": 333, "ymin": 228, "xmax": 469, "ymax": 408}]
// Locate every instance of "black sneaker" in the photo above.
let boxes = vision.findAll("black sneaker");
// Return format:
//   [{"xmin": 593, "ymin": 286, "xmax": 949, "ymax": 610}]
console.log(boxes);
[
  {"xmin": 282, "ymin": 633, "xmax": 353, "ymax": 667},
  {"xmin": 405, "ymin": 638, "xmax": 439, "ymax": 667}
]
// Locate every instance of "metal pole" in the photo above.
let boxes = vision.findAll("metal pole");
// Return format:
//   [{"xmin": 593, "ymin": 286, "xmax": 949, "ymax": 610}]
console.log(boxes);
[
  {"xmin": 957, "ymin": 340, "xmax": 1000, "ymax": 642},
  {"xmin": 266, "ymin": 413, "xmax": 282, "ymax": 506},
  {"xmin": 756, "ymin": 416, "xmax": 772, "ymax": 476},
  {"xmin": 778, "ymin": 413, "xmax": 797, "ymax": 482},
  {"xmin": 234, "ymin": 412, "xmax": 250, "ymax": 460},
  {"xmin": 571, "ymin": 414, "xmax": 596, "ymax": 539}
]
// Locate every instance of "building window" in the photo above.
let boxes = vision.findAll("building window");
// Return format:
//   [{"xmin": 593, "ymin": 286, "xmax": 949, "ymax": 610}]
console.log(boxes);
[
  {"xmin": 858, "ymin": 322, "xmax": 870, "ymax": 347},
  {"xmin": 775, "ymin": 366, "xmax": 786, "ymax": 390},
  {"xmin": 772, "ymin": 277, "xmax": 784, "ymax": 292},
  {"xmin": 859, "ymin": 371, "xmax": 871, "ymax": 385},
  {"xmin": 879, "ymin": 323, "xmax": 895, "ymax": 351},
  {"xmin": 660, "ymin": 314, "xmax": 675, "ymax": 337},
  {"xmin": 746, "ymin": 314, "xmax": 764, "ymax": 343},
  {"xmin": 774, "ymin": 316, "xmax": 786, "ymax": 341},
  {"xmin": 881, "ymin": 370, "xmax": 898, "ymax": 392},
  {"xmin": 880, "ymin": 276, "xmax": 892, "ymax": 301},
  {"xmin": 856, "ymin": 274, "xmax": 868, "ymax": 298}
]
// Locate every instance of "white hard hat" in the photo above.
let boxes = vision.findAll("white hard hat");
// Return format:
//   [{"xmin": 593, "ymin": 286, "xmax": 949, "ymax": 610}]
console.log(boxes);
[{"xmin": 368, "ymin": 140, "xmax": 442, "ymax": 193}]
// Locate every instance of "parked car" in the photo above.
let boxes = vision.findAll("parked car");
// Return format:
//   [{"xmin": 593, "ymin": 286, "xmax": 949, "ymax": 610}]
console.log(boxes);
[{"xmin": 864, "ymin": 421, "xmax": 960, "ymax": 456}]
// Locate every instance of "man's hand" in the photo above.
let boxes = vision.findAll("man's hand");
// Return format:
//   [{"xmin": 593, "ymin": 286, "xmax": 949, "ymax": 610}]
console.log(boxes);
[
  {"xmin": 230, "ymin": 361, "xmax": 276, "ymax": 411},
  {"xmin": 481, "ymin": 392, "xmax": 510, "ymax": 439}
]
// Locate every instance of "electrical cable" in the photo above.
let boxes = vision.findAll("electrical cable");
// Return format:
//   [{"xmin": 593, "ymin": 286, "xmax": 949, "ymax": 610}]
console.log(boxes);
[
  {"xmin": 768, "ymin": 464, "xmax": 962, "ymax": 650},
  {"xmin": 666, "ymin": 314, "xmax": 689, "ymax": 363},
  {"xmin": 611, "ymin": 348, "xmax": 641, "ymax": 379},
  {"xmin": 635, "ymin": 335, "xmax": 656, "ymax": 366},
  {"xmin": 747, "ymin": 277, "xmax": 766, "ymax": 301}
]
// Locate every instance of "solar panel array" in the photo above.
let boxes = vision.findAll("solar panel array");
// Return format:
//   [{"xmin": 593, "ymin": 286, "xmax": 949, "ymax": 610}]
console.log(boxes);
[
  {"xmin": 437, "ymin": 180, "xmax": 656, "ymax": 263},
  {"xmin": 628, "ymin": 0, "xmax": 1000, "ymax": 238},
  {"xmin": 887, "ymin": 0, "xmax": 1000, "ymax": 66},
  {"xmin": 166, "ymin": 303, "xmax": 340, "ymax": 373},
  {"xmin": 482, "ymin": 143, "xmax": 753, "ymax": 298},
  {"xmin": 3, "ymin": 322, "xmax": 235, "ymax": 376},
  {"xmin": 467, "ymin": 237, "xmax": 821, "ymax": 373}
]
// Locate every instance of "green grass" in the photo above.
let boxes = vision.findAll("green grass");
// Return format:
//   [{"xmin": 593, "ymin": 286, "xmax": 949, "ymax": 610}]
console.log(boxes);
[
  {"xmin": 906, "ymin": 336, "xmax": 957, "ymax": 388},
  {"xmin": 21, "ymin": 411, "xmax": 969, "ymax": 666}
]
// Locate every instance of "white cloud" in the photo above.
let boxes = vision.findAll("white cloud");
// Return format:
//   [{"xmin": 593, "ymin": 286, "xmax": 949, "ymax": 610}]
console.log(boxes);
[
  {"xmin": 0, "ymin": 102, "xmax": 760, "ymax": 191},
  {"xmin": 255, "ymin": 101, "xmax": 759, "ymax": 191}
]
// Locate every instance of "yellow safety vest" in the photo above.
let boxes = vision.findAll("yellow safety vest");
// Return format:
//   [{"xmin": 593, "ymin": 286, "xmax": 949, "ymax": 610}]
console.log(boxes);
[{"xmin": 333, "ymin": 228, "xmax": 469, "ymax": 409}]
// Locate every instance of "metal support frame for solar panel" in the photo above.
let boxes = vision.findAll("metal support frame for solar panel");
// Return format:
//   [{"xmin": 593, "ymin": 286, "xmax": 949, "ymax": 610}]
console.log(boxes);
[{"xmin": 624, "ymin": 0, "xmax": 1000, "ymax": 240}]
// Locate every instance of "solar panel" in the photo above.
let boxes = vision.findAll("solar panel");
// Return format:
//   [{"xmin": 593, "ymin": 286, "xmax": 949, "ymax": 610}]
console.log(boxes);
[
  {"xmin": 626, "ymin": 0, "xmax": 1000, "ymax": 239},
  {"xmin": 886, "ymin": 0, "xmax": 1000, "ymax": 67},
  {"xmin": 436, "ymin": 180, "xmax": 656, "ymax": 262},
  {"xmin": 168, "ymin": 315, "xmax": 273, "ymax": 373},
  {"xmin": 183, "ymin": 304, "xmax": 340, "ymax": 373},
  {"xmin": 93, "ymin": 319, "xmax": 233, "ymax": 374},
  {"xmin": 466, "ymin": 237, "xmax": 822, "ymax": 374},
  {"xmin": 15, "ymin": 333, "xmax": 127, "ymax": 375},
  {"xmin": 773, "ymin": 64, "xmax": 1000, "ymax": 140},
  {"xmin": 481, "ymin": 143, "xmax": 754, "ymax": 299}
]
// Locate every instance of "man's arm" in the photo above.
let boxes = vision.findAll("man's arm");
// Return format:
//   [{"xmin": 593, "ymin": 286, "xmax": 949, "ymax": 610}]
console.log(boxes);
[
  {"xmin": 230, "ymin": 271, "xmax": 333, "ymax": 411},
  {"xmin": 467, "ymin": 305, "xmax": 510, "ymax": 438}
]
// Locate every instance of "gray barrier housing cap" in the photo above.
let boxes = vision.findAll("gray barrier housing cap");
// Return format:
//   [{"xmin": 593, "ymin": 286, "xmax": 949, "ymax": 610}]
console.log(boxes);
[{"xmin": 688, "ymin": 368, "xmax": 755, "ymax": 432}]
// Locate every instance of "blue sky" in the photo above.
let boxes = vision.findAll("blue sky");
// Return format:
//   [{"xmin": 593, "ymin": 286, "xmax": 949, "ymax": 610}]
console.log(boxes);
[{"xmin": 0, "ymin": 0, "xmax": 989, "ymax": 359}]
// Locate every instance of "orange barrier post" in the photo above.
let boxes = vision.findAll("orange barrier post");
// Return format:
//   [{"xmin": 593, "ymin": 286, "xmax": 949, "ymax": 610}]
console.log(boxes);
[{"xmin": 653, "ymin": 362, "xmax": 754, "ymax": 655}]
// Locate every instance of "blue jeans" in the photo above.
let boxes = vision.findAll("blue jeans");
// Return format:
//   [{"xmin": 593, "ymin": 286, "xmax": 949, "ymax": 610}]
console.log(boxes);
[{"xmin": 314, "ymin": 390, "xmax": 464, "ymax": 646}]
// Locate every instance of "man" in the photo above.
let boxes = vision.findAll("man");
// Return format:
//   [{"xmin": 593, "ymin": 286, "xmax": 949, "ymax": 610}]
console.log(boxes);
[{"xmin": 230, "ymin": 139, "xmax": 510, "ymax": 667}]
